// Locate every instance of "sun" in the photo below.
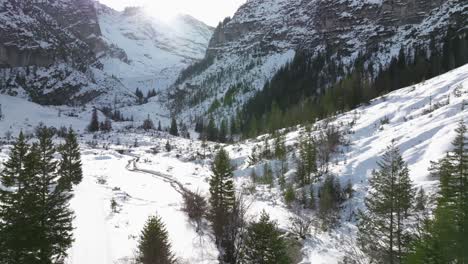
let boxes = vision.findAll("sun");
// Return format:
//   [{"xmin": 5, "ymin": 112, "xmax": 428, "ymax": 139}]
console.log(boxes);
[{"xmin": 143, "ymin": 1, "xmax": 181, "ymax": 23}]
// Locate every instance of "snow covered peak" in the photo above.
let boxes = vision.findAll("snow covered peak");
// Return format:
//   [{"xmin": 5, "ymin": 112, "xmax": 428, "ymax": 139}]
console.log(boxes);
[{"xmin": 97, "ymin": 3, "xmax": 214, "ymax": 93}]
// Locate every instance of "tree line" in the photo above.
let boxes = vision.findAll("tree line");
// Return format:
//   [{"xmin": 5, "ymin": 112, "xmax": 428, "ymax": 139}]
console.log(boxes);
[{"xmin": 238, "ymin": 28, "xmax": 468, "ymax": 138}]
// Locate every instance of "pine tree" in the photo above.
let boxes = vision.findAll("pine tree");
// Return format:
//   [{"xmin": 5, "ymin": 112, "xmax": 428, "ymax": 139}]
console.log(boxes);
[
  {"xmin": 88, "ymin": 107, "xmax": 99, "ymax": 132},
  {"xmin": 358, "ymin": 143, "xmax": 414, "ymax": 264},
  {"xmin": 406, "ymin": 120, "xmax": 468, "ymax": 263},
  {"xmin": 169, "ymin": 118, "xmax": 179, "ymax": 136},
  {"xmin": 158, "ymin": 120, "xmax": 162, "ymax": 131},
  {"xmin": 207, "ymin": 117, "xmax": 218, "ymax": 142},
  {"xmin": 142, "ymin": 114, "xmax": 155, "ymax": 131},
  {"xmin": 296, "ymin": 128, "xmax": 317, "ymax": 186},
  {"xmin": 209, "ymin": 149, "xmax": 235, "ymax": 246},
  {"xmin": 100, "ymin": 117, "xmax": 112, "ymax": 132},
  {"xmin": 33, "ymin": 128, "xmax": 74, "ymax": 263},
  {"xmin": 318, "ymin": 175, "xmax": 341, "ymax": 230},
  {"xmin": 219, "ymin": 119, "xmax": 228, "ymax": 143},
  {"xmin": 0, "ymin": 132, "xmax": 38, "ymax": 263},
  {"xmin": 136, "ymin": 215, "xmax": 176, "ymax": 264},
  {"xmin": 242, "ymin": 211, "xmax": 290, "ymax": 264},
  {"xmin": 57, "ymin": 128, "xmax": 83, "ymax": 190}
]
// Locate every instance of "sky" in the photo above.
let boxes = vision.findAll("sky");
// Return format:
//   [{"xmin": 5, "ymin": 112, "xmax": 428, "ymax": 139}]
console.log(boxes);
[{"xmin": 98, "ymin": 0, "xmax": 247, "ymax": 26}]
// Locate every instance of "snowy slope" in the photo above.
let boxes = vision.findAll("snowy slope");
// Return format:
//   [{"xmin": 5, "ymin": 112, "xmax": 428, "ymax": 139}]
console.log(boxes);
[
  {"xmin": 170, "ymin": 0, "xmax": 468, "ymax": 122},
  {"xmin": 97, "ymin": 5, "xmax": 214, "ymax": 93},
  {"xmin": 0, "ymin": 65, "xmax": 467, "ymax": 263}
]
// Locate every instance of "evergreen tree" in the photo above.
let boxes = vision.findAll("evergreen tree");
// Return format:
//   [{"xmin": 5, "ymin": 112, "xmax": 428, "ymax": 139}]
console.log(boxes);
[
  {"xmin": 135, "ymin": 88, "xmax": 145, "ymax": 104},
  {"xmin": 219, "ymin": 119, "xmax": 228, "ymax": 143},
  {"xmin": 406, "ymin": 120, "xmax": 468, "ymax": 263},
  {"xmin": 142, "ymin": 115, "xmax": 155, "ymax": 131},
  {"xmin": 207, "ymin": 117, "xmax": 218, "ymax": 142},
  {"xmin": 88, "ymin": 108, "xmax": 99, "ymax": 132},
  {"xmin": 33, "ymin": 128, "xmax": 74, "ymax": 263},
  {"xmin": 169, "ymin": 118, "xmax": 179, "ymax": 136},
  {"xmin": 57, "ymin": 128, "xmax": 83, "ymax": 190},
  {"xmin": 136, "ymin": 215, "xmax": 176, "ymax": 264},
  {"xmin": 209, "ymin": 149, "xmax": 236, "ymax": 252},
  {"xmin": 297, "ymin": 128, "xmax": 317, "ymax": 186},
  {"xmin": 100, "ymin": 117, "xmax": 112, "ymax": 132},
  {"xmin": 158, "ymin": 120, "xmax": 162, "ymax": 131},
  {"xmin": 358, "ymin": 143, "xmax": 414, "ymax": 264},
  {"xmin": 318, "ymin": 175, "xmax": 341, "ymax": 230},
  {"xmin": 242, "ymin": 211, "xmax": 290, "ymax": 264},
  {"xmin": 0, "ymin": 132, "xmax": 38, "ymax": 263}
]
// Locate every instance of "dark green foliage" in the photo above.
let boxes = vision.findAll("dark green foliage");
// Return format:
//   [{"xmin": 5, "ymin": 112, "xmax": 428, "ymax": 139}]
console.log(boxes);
[
  {"xmin": 242, "ymin": 211, "xmax": 290, "ymax": 264},
  {"xmin": 135, "ymin": 88, "xmax": 145, "ymax": 104},
  {"xmin": 0, "ymin": 132, "xmax": 37, "ymax": 263},
  {"xmin": 142, "ymin": 115, "xmax": 155, "ymax": 131},
  {"xmin": 169, "ymin": 118, "xmax": 179, "ymax": 136},
  {"xmin": 0, "ymin": 131, "xmax": 76, "ymax": 263},
  {"xmin": 100, "ymin": 117, "xmax": 112, "ymax": 132},
  {"xmin": 318, "ymin": 175, "xmax": 342, "ymax": 230},
  {"xmin": 405, "ymin": 121, "xmax": 468, "ymax": 263},
  {"xmin": 358, "ymin": 143, "xmax": 414, "ymax": 264},
  {"xmin": 165, "ymin": 140, "xmax": 171, "ymax": 152},
  {"xmin": 136, "ymin": 215, "xmax": 176, "ymax": 264},
  {"xmin": 34, "ymin": 128, "xmax": 74, "ymax": 263},
  {"xmin": 239, "ymin": 29, "xmax": 468, "ymax": 138},
  {"xmin": 206, "ymin": 117, "xmax": 218, "ymax": 142},
  {"xmin": 296, "ymin": 128, "xmax": 318, "ymax": 186},
  {"xmin": 209, "ymin": 149, "xmax": 236, "ymax": 241},
  {"xmin": 146, "ymin": 89, "xmax": 157, "ymax": 99},
  {"xmin": 58, "ymin": 128, "xmax": 83, "ymax": 190},
  {"xmin": 219, "ymin": 119, "xmax": 228, "ymax": 143},
  {"xmin": 284, "ymin": 185, "xmax": 296, "ymax": 207},
  {"xmin": 88, "ymin": 107, "xmax": 99, "ymax": 132},
  {"xmin": 208, "ymin": 149, "xmax": 237, "ymax": 263},
  {"xmin": 175, "ymin": 55, "xmax": 214, "ymax": 85}
]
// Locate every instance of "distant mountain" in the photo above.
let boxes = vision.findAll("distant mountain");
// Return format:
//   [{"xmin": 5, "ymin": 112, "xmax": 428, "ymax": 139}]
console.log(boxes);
[
  {"xmin": 0, "ymin": 0, "xmax": 213, "ymax": 105},
  {"xmin": 97, "ymin": 5, "xmax": 213, "ymax": 94},
  {"xmin": 169, "ymin": 0, "xmax": 468, "ymax": 119}
]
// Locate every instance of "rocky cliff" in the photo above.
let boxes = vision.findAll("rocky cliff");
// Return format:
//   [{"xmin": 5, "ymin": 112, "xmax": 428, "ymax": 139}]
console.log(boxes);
[
  {"xmin": 0, "ymin": 0, "xmax": 213, "ymax": 106},
  {"xmin": 171, "ymin": 0, "xmax": 467, "ymax": 119}
]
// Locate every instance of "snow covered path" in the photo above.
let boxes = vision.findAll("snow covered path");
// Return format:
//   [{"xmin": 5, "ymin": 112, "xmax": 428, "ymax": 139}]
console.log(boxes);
[{"xmin": 67, "ymin": 149, "xmax": 219, "ymax": 264}]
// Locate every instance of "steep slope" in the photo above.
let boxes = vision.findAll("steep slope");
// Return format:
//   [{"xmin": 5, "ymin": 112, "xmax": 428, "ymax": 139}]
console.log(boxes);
[
  {"xmin": 0, "ymin": 0, "xmax": 133, "ymax": 105},
  {"xmin": 170, "ymin": 0, "xmax": 467, "ymax": 120},
  {"xmin": 0, "ymin": 1, "xmax": 213, "ymax": 106},
  {"xmin": 0, "ymin": 63, "xmax": 467, "ymax": 264},
  {"xmin": 97, "ymin": 5, "xmax": 214, "ymax": 93}
]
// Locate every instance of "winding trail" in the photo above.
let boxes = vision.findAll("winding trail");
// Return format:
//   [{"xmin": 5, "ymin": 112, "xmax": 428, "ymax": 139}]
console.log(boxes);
[{"xmin": 126, "ymin": 158, "xmax": 189, "ymax": 196}]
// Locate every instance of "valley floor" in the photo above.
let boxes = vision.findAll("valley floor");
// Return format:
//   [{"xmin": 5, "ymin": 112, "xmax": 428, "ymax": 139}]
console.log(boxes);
[{"xmin": 1, "ymin": 64, "xmax": 468, "ymax": 263}]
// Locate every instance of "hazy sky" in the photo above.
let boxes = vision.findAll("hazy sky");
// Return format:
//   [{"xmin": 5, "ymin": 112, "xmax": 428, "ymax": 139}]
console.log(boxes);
[{"xmin": 98, "ymin": 0, "xmax": 246, "ymax": 26}]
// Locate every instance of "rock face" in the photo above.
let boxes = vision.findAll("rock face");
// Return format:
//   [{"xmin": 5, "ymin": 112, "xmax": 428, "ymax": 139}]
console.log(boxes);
[
  {"xmin": 171, "ymin": 0, "xmax": 467, "ymax": 118},
  {"xmin": 97, "ymin": 5, "xmax": 213, "ymax": 92},
  {"xmin": 0, "ymin": 0, "xmax": 213, "ymax": 105},
  {"xmin": 0, "ymin": 0, "xmax": 103, "ymax": 69},
  {"xmin": 207, "ymin": 0, "xmax": 461, "ymax": 58}
]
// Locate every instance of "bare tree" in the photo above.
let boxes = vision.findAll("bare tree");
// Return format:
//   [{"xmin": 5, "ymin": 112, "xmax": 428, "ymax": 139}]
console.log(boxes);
[
  {"xmin": 289, "ymin": 211, "xmax": 317, "ymax": 239},
  {"xmin": 182, "ymin": 190, "xmax": 207, "ymax": 232},
  {"xmin": 222, "ymin": 193, "xmax": 251, "ymax": 264}
]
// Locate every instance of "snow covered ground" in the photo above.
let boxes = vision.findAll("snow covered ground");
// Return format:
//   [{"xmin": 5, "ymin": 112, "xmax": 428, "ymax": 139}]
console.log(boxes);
[{"xmin": 0, "ymin": 64, "xmax": 467, "ymax": 263}]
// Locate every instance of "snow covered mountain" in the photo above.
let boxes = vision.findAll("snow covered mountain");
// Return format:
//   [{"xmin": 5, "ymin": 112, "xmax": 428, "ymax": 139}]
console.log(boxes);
[
  {"xmin": 97, "ymin": 5, "xmax": 213, "ymax": 93},
  {"xmin": 0, "ymin": 0, "xmax": 213, "ymax": 105},
  {"xmin": 170, "ymin": 0, "xmax": 468, "ymax": 119},
  {"xmin": 1, "ymin": 62, "xmax": 467, "ymax": 264}
]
